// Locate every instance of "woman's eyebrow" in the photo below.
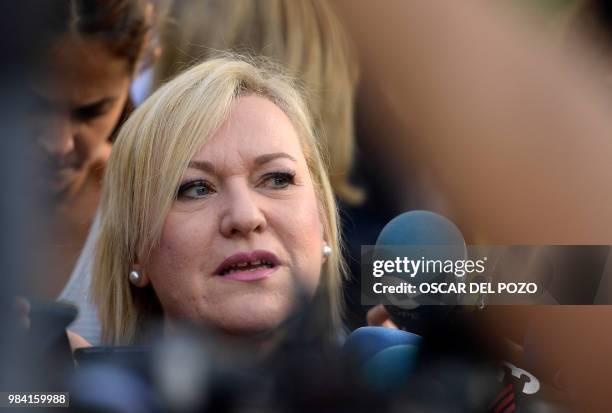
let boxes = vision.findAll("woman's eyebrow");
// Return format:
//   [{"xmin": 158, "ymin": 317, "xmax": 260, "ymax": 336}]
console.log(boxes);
[
  {"xmin": 187, "ymin": 160, "xmax": 215, "ymax": 172},
  {"xmin": 187, "ymin": 153, "xmax": 296, "ymax": 172},
  {"xmin": 254, "ymin": 152, "xmax": 297, "ymax": 165},
  {"xmin": 76, "ymin": 96, "xmax": 118, "ymax": 111}
]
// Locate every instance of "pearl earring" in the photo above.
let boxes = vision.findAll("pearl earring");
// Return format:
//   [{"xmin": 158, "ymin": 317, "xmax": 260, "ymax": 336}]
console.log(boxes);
[
  {"xmin": 323, "ymin": 244, "xmax": 332, "ymax": 258},
  {"xmin": 129, "ymin": 270, "xmax": 142, "ymax": 286}
]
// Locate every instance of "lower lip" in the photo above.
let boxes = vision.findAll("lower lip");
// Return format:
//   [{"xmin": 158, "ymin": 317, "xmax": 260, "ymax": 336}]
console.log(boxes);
[{"xmin": 218, "ymin": 265, "xmax": 278, "ymax": 281}]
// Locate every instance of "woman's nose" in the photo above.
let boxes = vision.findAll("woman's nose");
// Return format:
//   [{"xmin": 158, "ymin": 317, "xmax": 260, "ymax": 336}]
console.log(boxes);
[
  {"xmin": 219, "ymin": 183, "xmax": 267, "ymax": 238},
  {"xmin": 37, "ymin": 116, "xmax": 75, "ymax": 158}
]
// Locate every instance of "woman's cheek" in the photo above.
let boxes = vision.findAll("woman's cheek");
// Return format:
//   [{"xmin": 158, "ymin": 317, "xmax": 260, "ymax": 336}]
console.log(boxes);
[
  {"xmin": 278, "ymin": 194, "xmax": 324, "ymax": 288},
  {"xmin": 147, "ymin": 216, "xmax": 208, "ymax": 316},
  {"xmin": 284, "ymin": 187, "xmax": 323, "ymax": 234}
]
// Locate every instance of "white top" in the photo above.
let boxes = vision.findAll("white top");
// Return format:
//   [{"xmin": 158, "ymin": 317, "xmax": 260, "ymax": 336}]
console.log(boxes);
[{"xmin": 57, "ymin": 211, "xmax": 102, "ymax": 345}]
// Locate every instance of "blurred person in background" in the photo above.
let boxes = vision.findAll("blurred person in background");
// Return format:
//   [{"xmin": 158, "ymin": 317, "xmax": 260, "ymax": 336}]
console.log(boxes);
[
  {"xmin": 25, "ymin": 0, "xmax": 155, "ymax": 345},
  {"xmin": 153, "ymin": 0, "xmax": 363, "ymax": 207}
]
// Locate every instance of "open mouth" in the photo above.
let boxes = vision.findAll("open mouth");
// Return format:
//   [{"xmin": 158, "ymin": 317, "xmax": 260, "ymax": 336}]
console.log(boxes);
[
  {"xmin": 214, "ymin": 250, "xmax": 281, "ymax": 280},
  {"xmin": 218, "ymin": 260, "xmax": 276, "ymax": 276}
]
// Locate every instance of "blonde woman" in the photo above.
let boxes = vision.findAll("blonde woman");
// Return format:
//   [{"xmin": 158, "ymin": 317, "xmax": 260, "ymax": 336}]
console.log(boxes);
[{"xmin": 90, "ymin": 56, "xmax": 346, "ymax": 346}]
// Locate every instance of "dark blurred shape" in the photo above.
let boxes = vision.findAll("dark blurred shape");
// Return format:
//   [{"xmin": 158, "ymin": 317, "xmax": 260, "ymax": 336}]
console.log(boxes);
[
  {"xmin": 0, "ymin": 0, "xmax": 65, "ymax": 395},
  {"xmin": 581, "ymin": 0, "xmax": 612, "ymax": 42},
  {"xmin": 70, "ymin": 363, "xmax": 159, "ymax": 413},
  {"xmin": 26, "ymin": 300, "xmax": 77, "ymax": 390}
]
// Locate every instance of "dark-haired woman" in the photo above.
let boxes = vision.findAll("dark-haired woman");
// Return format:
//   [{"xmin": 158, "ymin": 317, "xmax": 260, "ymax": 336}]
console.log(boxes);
[{"xmin": 26, "ymin": 0, "xmax": 154, "ymax": 345}]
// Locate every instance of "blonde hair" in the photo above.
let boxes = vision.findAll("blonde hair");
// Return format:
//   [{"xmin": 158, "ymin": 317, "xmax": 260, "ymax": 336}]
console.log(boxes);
[
  {"xmin": 93, "ymin": 56, "xmax": 346, "ymax": 344},
  {"xmin": 154, "ymin": 0, "xmax": 363, "ymax": 204}
]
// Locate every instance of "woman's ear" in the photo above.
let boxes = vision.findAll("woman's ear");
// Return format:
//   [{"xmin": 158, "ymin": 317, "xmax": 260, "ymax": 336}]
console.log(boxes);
[{"xmin": 129, "ymin": 262, "xmax": 150, "ymax": 288}]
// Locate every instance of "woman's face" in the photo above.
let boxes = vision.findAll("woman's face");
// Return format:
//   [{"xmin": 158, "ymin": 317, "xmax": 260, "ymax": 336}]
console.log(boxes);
[
  {"xmin": 28, "ymin": 37, "xmax": 131, "ymax": 199},
  {"xmin": 145, "ymin": 95, "xmax": 326, "ymax": 334}
]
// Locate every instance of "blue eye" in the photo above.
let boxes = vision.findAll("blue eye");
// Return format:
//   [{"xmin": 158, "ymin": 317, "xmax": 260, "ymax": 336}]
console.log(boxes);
[
  {"xmin": 177, "ymin": 180, "xmax": 215, "ymax": 199},
  {"xmin": 261, "ymin": 171, "xmax": 296, "ymax": 189}
]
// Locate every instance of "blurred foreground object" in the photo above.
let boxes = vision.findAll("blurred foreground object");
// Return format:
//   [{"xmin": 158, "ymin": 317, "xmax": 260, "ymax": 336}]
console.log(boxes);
[{"xmin": 332, "ymin": 1, "xmax": 612, "ymax": 410}]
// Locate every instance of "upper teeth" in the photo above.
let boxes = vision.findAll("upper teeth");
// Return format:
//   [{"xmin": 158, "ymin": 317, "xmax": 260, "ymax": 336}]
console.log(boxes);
[
  {"xmin": 236, "ymin": 260, "xmax": 261, "ymax": 267},
  {"xmin": 220, "ymin": 260, "xmax": 274, "ymax": 275}
]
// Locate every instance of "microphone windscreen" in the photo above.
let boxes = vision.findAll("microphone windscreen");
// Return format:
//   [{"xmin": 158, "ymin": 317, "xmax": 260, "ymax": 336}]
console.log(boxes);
[
  {"xmin": 373, "ymin": 211, "xmax": 467, "ymax": 329},
  {"xmin": 375, "ymin": 210, "xmax": 465, "ymax": 249},
  {"xmin": 343, "ymin": 327, "xmax": 421, "ymax": 393},
  {"xmin": 343, "ymin": 326, "xmax": 422, "ymax": 364},
  {"xmin": 362, "ymin": 344, "xmax": 420, "ymax": 393},
  {"xmin": 374, "ymin": 210, "xmax": 466, "ymax": 285}
]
